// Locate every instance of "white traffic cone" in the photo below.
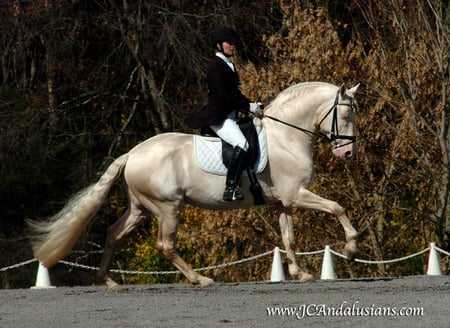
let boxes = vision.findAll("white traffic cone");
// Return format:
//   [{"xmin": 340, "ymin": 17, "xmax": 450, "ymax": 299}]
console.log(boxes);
[
  {"xmin": 31, "ymin": 261, "xmax": 56, "ymax": 289},
  {"xmin": 426, "ymin": 242, "xmax": 441, "ymax": 276},
  {"xmin": 320, "ymin": 245, "xmax": 337, "ymax": 280},
  {"xmin": 270, "ymin": 247, "xmax": 285, "ymax": 282}
]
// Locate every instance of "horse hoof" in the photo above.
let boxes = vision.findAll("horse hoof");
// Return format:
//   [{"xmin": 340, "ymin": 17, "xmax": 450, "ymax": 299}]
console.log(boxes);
[
  {"xmin": 105, "ymin": 277, "xmax": 120, "ymax": 291},
  {"xmin": 344, "ymin": 240, "xmax": 357, "ymax": 260},
  {"xmin": 299, "ymin": 272, "xmax": 315, "ymax": 283},
  {"xmin": 198, "ymin": 276, "xmax": 215, "ymax": 287}
]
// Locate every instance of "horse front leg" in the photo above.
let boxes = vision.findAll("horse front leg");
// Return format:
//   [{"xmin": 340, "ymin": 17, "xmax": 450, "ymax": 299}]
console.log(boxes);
[
  {"xmin": 290, "ymin": 188, "xmax": 358, "ymax": 260},
  {"xmin": 278, "ymin": 209, "xmax": 314, "ymax": 282}
]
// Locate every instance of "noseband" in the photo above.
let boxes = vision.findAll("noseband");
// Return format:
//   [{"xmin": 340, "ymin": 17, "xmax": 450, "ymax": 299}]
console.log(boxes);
[{"xmin": 264, "ymin": 90, "xmax": 356, "ymax": 148}]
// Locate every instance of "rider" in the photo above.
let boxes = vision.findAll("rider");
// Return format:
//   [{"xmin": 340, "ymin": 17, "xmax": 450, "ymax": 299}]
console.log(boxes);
[{"xmin": 185, "ymin": 25, "xmax": 262, "ymax": 202}]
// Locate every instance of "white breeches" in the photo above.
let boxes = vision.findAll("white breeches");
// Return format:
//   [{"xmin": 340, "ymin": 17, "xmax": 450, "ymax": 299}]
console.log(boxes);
[{"xmin": 210, "ymin": 112, "xmax": 248, "ymax": 151}]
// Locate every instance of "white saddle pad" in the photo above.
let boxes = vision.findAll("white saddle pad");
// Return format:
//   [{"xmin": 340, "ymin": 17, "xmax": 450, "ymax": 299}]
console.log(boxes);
[{"xmin": 194, "ymin": 118, "xmax": 268, "ymax": 176}]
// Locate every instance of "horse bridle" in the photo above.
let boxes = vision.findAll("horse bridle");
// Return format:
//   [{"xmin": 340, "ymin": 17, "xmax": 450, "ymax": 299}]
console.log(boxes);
[{"xmin": 263, "ymin": 90, "xmax": 356, "ymax": 149}]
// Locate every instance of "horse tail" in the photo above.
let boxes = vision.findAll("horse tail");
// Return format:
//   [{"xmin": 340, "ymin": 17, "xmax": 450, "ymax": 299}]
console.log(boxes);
[{"xmin": 28, "ymin": 153, "xmax": 130, "ymax": 268}]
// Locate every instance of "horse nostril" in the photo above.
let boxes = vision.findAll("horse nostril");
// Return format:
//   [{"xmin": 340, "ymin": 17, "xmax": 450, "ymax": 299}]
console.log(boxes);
[{"xmin": 345, "ymin": 151, "xmax": 352, "ymax": 158}]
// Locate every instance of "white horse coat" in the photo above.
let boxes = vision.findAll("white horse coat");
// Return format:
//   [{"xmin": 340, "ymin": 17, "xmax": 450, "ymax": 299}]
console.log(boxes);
[{"xmin": 30, "ymin": 82, "xmax": 359, "ymax": 288}]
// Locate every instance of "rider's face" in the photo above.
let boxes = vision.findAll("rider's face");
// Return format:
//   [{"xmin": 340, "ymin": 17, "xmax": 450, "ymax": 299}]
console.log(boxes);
[{"xmin": 220, "ymin": 41, "xmax": 235, "ymax": 57}]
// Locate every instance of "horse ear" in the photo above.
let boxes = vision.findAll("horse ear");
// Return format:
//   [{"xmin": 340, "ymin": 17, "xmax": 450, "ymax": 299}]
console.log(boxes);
[
  {"xmin": 345, "ymin": 83, "xmax": 360, "ymax": 98},
  {"xmin": 339, "ymin": 84, "xmax": 346, "ymax": 98}
]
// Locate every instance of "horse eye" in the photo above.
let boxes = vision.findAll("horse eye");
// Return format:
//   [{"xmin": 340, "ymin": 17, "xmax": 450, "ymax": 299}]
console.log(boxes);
[
  {"xmin": 341, "ymin": 110, "xmax": 354, "ymax": 121},
  {"xmin": 340, "ymin": 110, "xmax": 349, "ymax": 120}
]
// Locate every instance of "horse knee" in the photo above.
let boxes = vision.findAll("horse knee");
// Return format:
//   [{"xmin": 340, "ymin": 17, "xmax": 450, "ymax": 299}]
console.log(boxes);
[
  {"xmin": 158, "ymin": 242, "xmax": 177, "ymax": 261},
  {"xmin": 331, "ymin": 202, "xmax": 345, "ymax": 217}
]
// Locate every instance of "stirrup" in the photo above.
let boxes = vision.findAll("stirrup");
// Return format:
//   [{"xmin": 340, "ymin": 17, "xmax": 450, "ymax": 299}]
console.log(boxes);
[{"xmin": 223, "ymin": 186, "xmax": 245, "ymax": 202}]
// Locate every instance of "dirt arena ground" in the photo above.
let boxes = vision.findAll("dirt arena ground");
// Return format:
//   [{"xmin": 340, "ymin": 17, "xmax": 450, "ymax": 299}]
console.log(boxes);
[{"xmin": 1, "ymin": 276, "xmax": 448, "ymax": 328}]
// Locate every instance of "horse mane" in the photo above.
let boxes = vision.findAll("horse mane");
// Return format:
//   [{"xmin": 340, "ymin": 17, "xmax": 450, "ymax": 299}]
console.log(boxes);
[{"xmin": 265, "ymin": 81, "xmax": 337, "ymax": 113}]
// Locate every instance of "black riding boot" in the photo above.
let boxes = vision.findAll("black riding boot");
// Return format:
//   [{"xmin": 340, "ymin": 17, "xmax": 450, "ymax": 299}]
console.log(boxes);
[{"xmin": 223, "ymin": 146, "xmax": 246, "ymax": 201}]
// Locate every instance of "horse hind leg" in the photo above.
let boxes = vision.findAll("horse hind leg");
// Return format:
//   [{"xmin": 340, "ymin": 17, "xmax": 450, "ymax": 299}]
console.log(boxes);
[
  {"xmin": 156, "ymin": 204, "xmax": 214, "ymax": 287},
  {"xmin": 98, "ymin": 200, "xmax": 151, "ymax": 290}
]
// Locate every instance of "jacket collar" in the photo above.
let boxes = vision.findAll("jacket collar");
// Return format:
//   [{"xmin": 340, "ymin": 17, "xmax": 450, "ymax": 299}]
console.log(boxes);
[{"xmin": 215, "ymin": 52, "xmax": 235, "ymax": 72}]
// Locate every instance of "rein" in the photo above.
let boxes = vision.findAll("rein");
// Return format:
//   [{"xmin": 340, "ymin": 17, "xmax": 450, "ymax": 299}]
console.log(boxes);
[{"xmin": 263, "ymin": 90, "xmax": 356, "ymax": 148}]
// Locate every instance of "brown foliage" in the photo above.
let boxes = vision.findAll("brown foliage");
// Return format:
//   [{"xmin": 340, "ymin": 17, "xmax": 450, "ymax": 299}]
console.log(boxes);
[
  {"xmin": 112, "ymin": 1, "xmax": 450, "ymax": 283},
  {"xmin": 2, "ymin": 1, "xmax": 450, "ymax": 287}
]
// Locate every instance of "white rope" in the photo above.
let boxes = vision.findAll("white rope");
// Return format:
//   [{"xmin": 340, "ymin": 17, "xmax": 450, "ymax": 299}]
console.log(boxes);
[
  {"xmin": 279, "ymin": 249, "xmax": 325, "ymax": 256},
  {"xmin": 330, "ymin": 247, "xmax": 431, "ymax": 264},
  {"xmin": 192, "ymin": 250, "xmax": 274, "ymax": 272},
  {"xmin": 435, "ymin": 245, "xmax": 450, "ymax": 257},
  {"xmin": 1, "ymin": 243, "xmax": 448, "ymax": 275},
  {"xmin": 296, "ymin": 249, "xmax": 325, "ymax": 256},
  {"xmin": 59, "ymin": 250, "xmax": 275, "ymax": 276},
  {"xmin": 0, "ymin": 258, "xmax": 37, "ymax": 272}
]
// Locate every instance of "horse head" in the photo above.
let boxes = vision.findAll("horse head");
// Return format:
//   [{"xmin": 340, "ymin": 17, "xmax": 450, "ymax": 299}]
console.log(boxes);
[{"xmin": 318, "ymin": 84, "xmax": 359, "ymax": 159}]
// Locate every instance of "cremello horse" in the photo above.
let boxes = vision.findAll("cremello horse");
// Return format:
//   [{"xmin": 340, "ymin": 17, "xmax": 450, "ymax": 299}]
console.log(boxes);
[{"xmin": 29, "ymin": 82, "xmax": 359, "ymax": 289}]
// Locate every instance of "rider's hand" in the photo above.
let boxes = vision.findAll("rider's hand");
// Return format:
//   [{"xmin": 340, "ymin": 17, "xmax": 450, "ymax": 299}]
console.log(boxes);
[
  {"xmin": 249, "ymin": 102, "xmax": 264, "ymax": 118},
  {"xmin": 249, "ymin": 102, "xmax": 264, "ymax": 113}
]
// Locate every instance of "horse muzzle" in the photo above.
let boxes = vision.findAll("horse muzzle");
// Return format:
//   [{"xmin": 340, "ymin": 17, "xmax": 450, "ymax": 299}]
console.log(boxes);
[{"xmin": 332, "ymin": 142, "xmax": 356, "ymax": 159}]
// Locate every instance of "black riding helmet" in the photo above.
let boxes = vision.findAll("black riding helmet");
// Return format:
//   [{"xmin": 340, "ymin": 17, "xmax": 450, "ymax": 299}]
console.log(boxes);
[{"xmin": 210, "ymin": 25, "xmax": 239, "ymax": 48}]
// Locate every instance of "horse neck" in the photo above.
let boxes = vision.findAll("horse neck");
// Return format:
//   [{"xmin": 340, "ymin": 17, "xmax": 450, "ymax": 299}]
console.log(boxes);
[{"xmin": 265, "ymin": 87, "xmax": 332, "ymax": 137}]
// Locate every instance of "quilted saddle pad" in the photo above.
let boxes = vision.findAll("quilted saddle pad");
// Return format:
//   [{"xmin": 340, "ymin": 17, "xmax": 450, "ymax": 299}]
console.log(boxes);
[{"xmin": 193, "ymin": 118, "xmax": 268, "ymax": 176}]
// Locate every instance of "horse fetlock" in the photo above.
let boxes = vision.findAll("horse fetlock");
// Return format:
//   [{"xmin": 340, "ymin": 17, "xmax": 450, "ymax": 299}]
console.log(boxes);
[{"xmin": 287, "ymin": 263, "xmax": 301, "ymax": 277}]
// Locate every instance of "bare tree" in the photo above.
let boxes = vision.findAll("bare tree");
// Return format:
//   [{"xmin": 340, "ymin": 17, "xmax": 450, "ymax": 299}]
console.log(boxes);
[
  {"xmin": 105, "ymin": 1, "xmax": 212, "ymax": 134},
  {"xmin": 354, "ymin": 0, "xmax": 450, "ymax": 250}
]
